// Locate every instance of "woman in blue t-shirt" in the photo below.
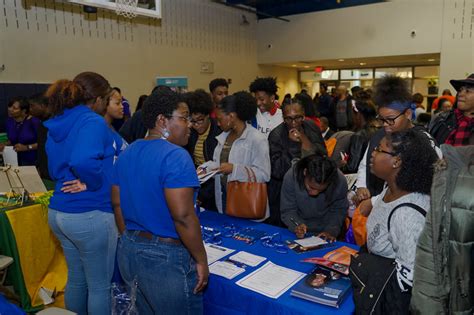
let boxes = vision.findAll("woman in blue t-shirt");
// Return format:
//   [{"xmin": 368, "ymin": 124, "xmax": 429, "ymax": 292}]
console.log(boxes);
[
  {"xmin": 103, "ymin": 87, "xmax": 128, "ymax": 162},
  {"xmin": 45, "ymin": 73, "xmax": 118, "ymax": 315},
  {"xmin": 112, "ymin": 87, "xmax": 209, "ymax": 314}
]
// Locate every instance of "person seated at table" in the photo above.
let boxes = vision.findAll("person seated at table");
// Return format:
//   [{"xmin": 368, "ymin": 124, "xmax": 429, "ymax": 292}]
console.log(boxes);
[
  {"xmin": 0, "ymin": 97, "xmax": 40, "ymax": 166},
  {"xmin": 280, "ymin": 154, "xmax": 348, "ymax": 241},
  {"xmin": 112, "ymin": 87, "xmax": 208, "ymax": 314},
  {"xmin": 184, "ymin": 89, "xmax": 221, "ymax": 211},
  {"xmin": 45, "ymin": 74, "xmax": 118, "ymax": 315},
  {"xmin": 202, "ymin": 91, "xmax": 270, "ymax": 219},
  {"xmin": 268, "ymin": 97, "xmax": 326, "ymax": 226},
  {"xmin": 361, "ymin": 129, "xmax": 438, "ymax": 313}
]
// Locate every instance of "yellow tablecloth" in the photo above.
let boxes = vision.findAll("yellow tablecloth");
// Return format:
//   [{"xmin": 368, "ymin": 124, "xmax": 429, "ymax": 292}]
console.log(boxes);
[{"xmin": 5, "ymin": 204, "xmax": 67, "ymax": 308}]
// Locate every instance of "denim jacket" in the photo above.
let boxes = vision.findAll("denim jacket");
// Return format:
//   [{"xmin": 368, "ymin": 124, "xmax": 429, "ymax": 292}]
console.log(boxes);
[{"xmin": 202, "ymin": 123, "xmax": 271, "ymax": 218}]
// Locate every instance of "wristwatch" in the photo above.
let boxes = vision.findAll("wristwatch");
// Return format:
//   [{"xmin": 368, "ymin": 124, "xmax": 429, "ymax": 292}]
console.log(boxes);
[{"xmin": 28, "ymin": 145, "xmax": 33, "ymax": 150}]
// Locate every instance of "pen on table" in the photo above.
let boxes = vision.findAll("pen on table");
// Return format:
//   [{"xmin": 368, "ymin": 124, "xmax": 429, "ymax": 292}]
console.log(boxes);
[
  {"xmin": 224, "ymin": 259, "xmax": 246, "ymax": 268},
  {"xmin": 209, "ymin": 244, "xmax": 226, "ymax": 251}
]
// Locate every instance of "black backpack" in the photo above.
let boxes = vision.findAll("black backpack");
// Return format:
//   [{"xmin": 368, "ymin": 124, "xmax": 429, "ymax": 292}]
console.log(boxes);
[
  {"xmin": 428, "ymin": 110, "xmax": 457, "ymax": 145},
  {"xmin": 349, "ymin": 203, "xmax": 427, "ymax": 315}
]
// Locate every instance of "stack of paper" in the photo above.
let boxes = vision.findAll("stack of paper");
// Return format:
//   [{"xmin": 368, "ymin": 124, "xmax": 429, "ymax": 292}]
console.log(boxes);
[{"xmin": 236, "ymin": 262, "xmax": 305, "ymax": 299}]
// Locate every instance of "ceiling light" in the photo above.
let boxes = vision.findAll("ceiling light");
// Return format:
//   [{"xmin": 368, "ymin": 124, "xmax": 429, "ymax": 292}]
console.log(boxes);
[
  {"xmin": 427, "ymin": 59, "xmax": 435, "ymax": 62},
  {"xmin": 338, "ymin": 59, "xmax": 345, "ymax": 62},
  {"xmin": 304, "ymin": 66, "xmax": 310, "ymax": 68},
  {"xmin": 291, "ymin": 64, "xmax": 297, "ymax": 67},
  {"xmin": 359, "ymin": 62, "xmax": 366, "ymax": 66}
]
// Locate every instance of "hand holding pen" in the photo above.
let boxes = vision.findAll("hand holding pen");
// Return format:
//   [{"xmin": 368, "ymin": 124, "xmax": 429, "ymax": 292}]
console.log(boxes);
[{"xmin": 290, "ymin": 217, "xmax": 308, "ymax": 239}]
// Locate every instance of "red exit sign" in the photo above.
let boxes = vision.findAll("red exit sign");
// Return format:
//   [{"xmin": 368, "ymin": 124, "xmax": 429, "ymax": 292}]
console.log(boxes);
[{"xmin": 314, "ymin": 66, "xmax": 323, "ymax": 73}]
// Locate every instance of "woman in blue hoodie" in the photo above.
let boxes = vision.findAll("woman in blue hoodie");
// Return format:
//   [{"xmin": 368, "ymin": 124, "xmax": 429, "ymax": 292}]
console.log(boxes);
[{"xmin": 45, "ymin": 75, "xmax": 117, "ymax": 315}]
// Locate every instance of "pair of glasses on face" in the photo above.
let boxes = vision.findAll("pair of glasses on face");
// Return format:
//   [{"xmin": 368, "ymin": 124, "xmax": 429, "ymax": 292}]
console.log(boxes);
[
  {"xmin": 167, "ymin": 115, "xmax": 192, "ymax": 123},
  {"xmin": 376, "ymin": 110, "xmax": 406, "ymax": 126},
  {"xmin": 283, "ymin": 115, "xmax": 304, "ymax": 123},
  {"xmin": 459, "ymin": 86, "xmax": 474, "ymax": 93},
  {"xmin": 373, "ymin": 146, "xmax": 397, "ymax": 156},
  {"xmin": 190, "ymin": 117, "xmax": 207, "ymax": 125}
]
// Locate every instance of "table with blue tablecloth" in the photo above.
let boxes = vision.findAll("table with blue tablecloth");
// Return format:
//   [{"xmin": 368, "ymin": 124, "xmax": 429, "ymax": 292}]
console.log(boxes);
[{"xmin": 199, "ymin": 211, "xmax": 358, "ymax": 315}]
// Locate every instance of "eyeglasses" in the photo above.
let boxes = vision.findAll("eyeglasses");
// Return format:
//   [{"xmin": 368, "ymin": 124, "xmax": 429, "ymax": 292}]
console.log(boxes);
[
  {"xmin": 283, "ymin": 115, "xmax": 304, "ymax": 123},
  {"xmin": 376, "ymin": 110, "xmax": 406, "ymax": 126},
  {"xmin": 168, "ymin": 115, "xmax": 191, "ymax": 123},
  {"xmin": 459, "ymin": 86, "xmax": 474, "ymax": 93},
  {"xmin": 373, "ymin": 146, "xmax": 397, "ymax": 156},
  {"xmin": 190, "ymin": 117, "xmax": 207, "ymax": 125}
]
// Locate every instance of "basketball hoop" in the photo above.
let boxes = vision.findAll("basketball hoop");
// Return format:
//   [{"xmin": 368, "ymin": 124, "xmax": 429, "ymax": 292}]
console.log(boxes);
[{"xmin": 116, "ymin": 0, "xmax": 139, "ymax": 19}]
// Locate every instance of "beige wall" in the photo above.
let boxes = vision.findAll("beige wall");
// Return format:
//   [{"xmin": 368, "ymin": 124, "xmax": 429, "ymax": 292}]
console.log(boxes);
[
  {"xmin": 258, "ymin": 65, "xmax": 299, "ymax": 98},
  {"xmin": 257, "ymin": 0, "xmax": 444, "ymax": 64},
  {"xmin": 439, "ymin": 0, "xmax": 474, "ymax": 93},
  {"xmin": 0, "ymin": 0, "xmax": 258, "ymax": 110}
]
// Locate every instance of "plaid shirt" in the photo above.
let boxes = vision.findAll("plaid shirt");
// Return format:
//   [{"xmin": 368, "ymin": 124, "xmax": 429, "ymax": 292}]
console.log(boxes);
[{"xmin": 445, "ymin": 108, "xmax": 474, "ymax": 146}]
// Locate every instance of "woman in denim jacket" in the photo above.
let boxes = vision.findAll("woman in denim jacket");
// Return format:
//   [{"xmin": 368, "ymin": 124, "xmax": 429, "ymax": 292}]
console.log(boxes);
[{"xmin": 201, "ymin": 91, "xmax": 271, "ymax": 220}]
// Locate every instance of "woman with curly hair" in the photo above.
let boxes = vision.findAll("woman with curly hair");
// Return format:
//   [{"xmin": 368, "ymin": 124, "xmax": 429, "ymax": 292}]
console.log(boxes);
[
  {"xmin": 184, "ymin": 89, "xmax": 221, "ymax": 211},
  {"xmin": 362, "ymin": 129, "xmax": 438, "ymax": 313},
  {"xmin": 201, "ymin": 91, "xmax": 271, "ymax": 219}
]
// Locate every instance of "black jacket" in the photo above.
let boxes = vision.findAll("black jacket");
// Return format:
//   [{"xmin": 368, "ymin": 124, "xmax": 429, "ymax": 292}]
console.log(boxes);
[
  {"xmin": 329, "ymin": 95, "xmax": 353, "ymax": 131},
  {"xmin": 185, "ymin": 120, "xmax": 221, "ymax": 211},
  {"xmin": 119, "ymin": 110, "xmax": 147, "ymax": 144},
  {"xmin": 342, "ymin": 126, "xmax": 378, "ymax": 174},
  {"xmin": 267, "ymin": 120, "xmax": 326, "ymax": 226}
]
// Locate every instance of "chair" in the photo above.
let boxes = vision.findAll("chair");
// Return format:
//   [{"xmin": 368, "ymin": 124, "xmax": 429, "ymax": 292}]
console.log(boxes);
[{"xmin": 0, "ymin": 255, "xmax": 13, "ymax": 285}]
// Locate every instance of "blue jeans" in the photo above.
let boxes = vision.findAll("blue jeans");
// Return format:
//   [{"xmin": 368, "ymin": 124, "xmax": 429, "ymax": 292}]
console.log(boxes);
[
  {"xmin": 118, "ymin": 230, "xmax": 202, "ymax": 314},
  {"xmin": 48, "ymin": 209, "xmax": 118, "ymax": 315}
]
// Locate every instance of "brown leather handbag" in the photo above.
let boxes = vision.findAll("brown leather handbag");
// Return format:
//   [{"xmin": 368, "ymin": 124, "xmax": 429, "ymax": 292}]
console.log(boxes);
[{"xmin": 226, "ymin": 167, "xmax": 267, "ymax": 219}]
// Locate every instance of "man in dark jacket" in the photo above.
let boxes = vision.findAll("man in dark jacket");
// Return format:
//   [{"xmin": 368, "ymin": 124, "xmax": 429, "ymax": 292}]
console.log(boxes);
[
  {"xmin": 329, "ymin": 85, "xmax": 353, "ymax": 131},
  {"xmin": 317, "ymin": 83, "xmax": 332, "ymax": 118},
  {"xmin": 184, "ymin": 89, "xmax": 221, "ymax": 211},
  {"xmin": 429, "ymin": 73, "xmax": 474, "ymax": 146},
  {"xmin": 267, "ymin": 99, "xmax": 326, "ymax": 226}
]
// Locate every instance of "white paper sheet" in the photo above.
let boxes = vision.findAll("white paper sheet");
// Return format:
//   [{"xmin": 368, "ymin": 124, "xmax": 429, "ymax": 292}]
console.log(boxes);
[
  {"xmin": 204, "ymin": 243, "xmax": 235, "ymax": 265},
  {"xmin": 2, "ymin": 146, "xmax": 18, "ymax": 166},
  {"xmin": 0, "ymin": 166, "xmax": 47, "ymax": 194},
  {"xmin": 236, "ymin": 261, "xmax": 305, "ymax": 299},
  {"xmin": 229, "ymin": 251, "xmax": 266, "ymax": 267},
  {"xmin": 294, "ymin": 236, "xmax": 327, "ymax": 248},
  {"xmin": 198, "ymin": 169, "xmax": 219, "ymax": 184},
  {"xmin": 209, "ymin": 261, "xmax": 246, "ymax": 279}
]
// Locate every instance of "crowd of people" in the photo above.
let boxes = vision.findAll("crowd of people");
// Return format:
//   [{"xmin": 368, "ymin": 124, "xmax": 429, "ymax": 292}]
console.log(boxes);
[{"xmin": 0, "ymin": 72, "xmax": 472, "ymax": 314}]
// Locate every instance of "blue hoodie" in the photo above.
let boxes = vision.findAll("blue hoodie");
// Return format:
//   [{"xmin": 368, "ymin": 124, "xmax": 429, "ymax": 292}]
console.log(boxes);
[{"xmin": 45, "ymin": 105, "xmax": 115, "ymax": 213}]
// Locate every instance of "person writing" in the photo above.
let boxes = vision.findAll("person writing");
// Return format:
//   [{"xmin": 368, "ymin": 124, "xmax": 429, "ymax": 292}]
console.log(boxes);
[{"xmin": 280, "ymin": 154, "xmax": 348, "ymax": 241}]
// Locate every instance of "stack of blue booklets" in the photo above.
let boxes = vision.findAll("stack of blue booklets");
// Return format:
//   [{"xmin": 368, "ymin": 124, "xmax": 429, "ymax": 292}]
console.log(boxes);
[{"xmin": 290, "ymin": 266, "xmax": 352, "ymax": 308}]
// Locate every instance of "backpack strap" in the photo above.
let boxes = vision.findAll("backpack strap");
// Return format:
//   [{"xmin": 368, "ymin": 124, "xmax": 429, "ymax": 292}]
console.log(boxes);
[{"xmin": 387, "ymin": 203, "xmax": 427, "ymax": 232}]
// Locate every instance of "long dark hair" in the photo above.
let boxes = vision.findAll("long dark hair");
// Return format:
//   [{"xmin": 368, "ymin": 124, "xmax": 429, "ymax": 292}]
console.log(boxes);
[{"xmin": 388, "ymin": 129, "xmax": 437, "ymax": 194}]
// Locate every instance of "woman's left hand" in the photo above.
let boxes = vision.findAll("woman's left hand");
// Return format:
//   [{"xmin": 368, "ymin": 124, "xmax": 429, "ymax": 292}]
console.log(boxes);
[
  {"xmin": 317, "ymin": 232, "xmax": 336, "ymax": 243},
  {"xmin": 61, "ymin": 180, "xmax": 87, "ymax": 193},
  {"xmin": 219, "ymin": 163, "xmax": 234, "ymax": 175},
  {"xmin": 13, "ymin": 143, "xmax": 28, "ymax": 152}
]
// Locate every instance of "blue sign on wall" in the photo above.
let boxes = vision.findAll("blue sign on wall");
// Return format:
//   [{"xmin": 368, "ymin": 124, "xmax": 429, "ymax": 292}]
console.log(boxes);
[{"xmin": 156, "ymin": 76, "xmax": 188, "ymax": 88}]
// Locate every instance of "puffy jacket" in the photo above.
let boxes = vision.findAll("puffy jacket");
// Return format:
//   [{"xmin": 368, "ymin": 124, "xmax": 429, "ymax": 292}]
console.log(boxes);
[{"xmin": 411, "ymin": 145, "xmax": 474, "ymax": 314}]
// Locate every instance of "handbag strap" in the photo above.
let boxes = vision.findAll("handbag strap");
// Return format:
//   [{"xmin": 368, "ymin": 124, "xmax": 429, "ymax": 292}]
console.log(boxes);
[
  {"xmin": 387, "ymin": 202, "xmax": 426, "ymax": 232},
  {"xmin": 244, "ymin": 167, "xmax": 257, "ymax": 182}
]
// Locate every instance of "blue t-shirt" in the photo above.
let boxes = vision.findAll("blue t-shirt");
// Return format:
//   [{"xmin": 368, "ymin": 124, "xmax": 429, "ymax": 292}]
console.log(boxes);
[
  {"xmin": 113, "ymin": 139, "xmax": 200, "ymax": 238},
  {"xmin": 110, "ymin": 129, "xmax": 128, "ymax": 164}
]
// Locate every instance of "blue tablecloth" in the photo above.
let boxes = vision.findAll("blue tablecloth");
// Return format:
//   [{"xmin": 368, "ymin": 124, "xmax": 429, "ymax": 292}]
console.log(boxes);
[{"xmin": 199, "ymin": 211, "xmax": 358, "ymax": 315}]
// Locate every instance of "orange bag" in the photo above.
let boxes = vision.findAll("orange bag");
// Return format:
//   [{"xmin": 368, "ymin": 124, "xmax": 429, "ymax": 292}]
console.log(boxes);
[
  {"xmin": 351, "ymin": 204, "xmax": 368, "ymax": 246},
  {"xmin": 325, "ymin": 138, "xmax": 337, "ymax": 157}
]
